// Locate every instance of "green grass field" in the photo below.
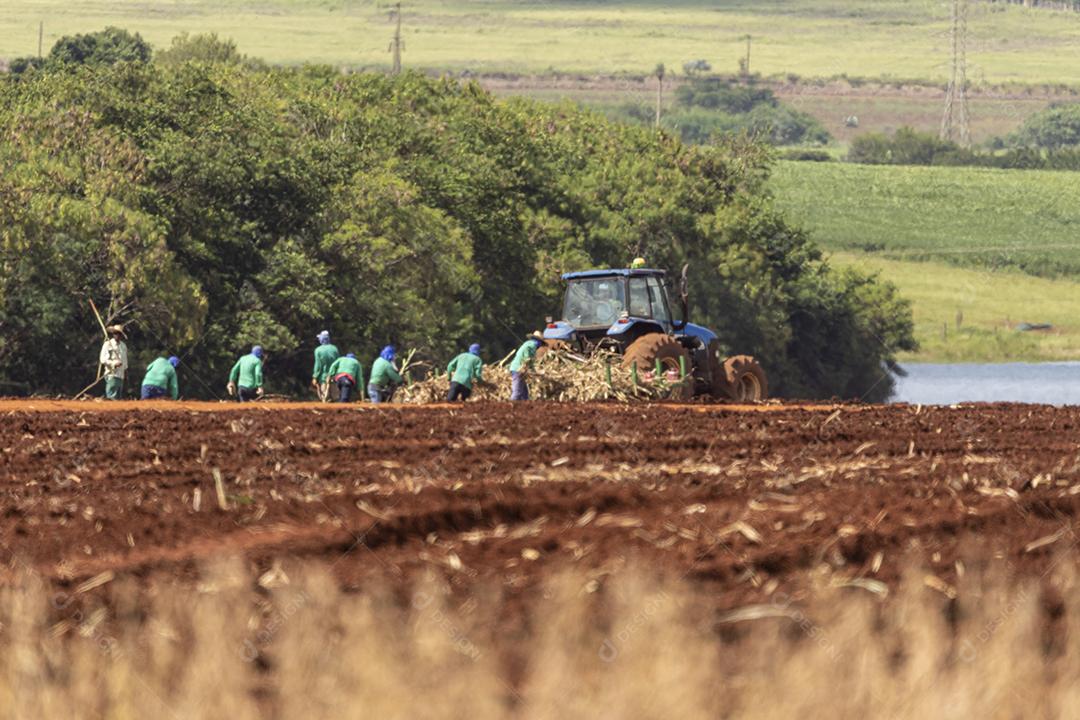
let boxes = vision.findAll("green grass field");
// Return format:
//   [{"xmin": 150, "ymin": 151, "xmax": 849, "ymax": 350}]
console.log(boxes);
[
  {"xmin": 771, "ymin": 160, "xmax": 1080, "ymax": 278},
  {"xmin": 831, "ymin": 252, "xmax": 1080, "ymax": 363},
  {"xmin": 773, "ymin": 160, "xmax": 1080, "ymax": 361},
  {"xmin": 4, "ymin": 0, "xmax": 1080, "ymax": 84}
]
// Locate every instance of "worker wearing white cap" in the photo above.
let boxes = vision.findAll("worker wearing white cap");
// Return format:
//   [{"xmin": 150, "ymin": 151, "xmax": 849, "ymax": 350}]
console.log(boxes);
[
  {"xmin": 311, "ymin": 330, "xmax": 340, "ymax": 402},
  {"xmin": 99, "ymin": 325, "xmax": 128, "ymax": 399}
]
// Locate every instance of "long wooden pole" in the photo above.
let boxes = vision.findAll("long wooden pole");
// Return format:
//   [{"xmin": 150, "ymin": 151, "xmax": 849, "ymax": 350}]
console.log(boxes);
[
  {"xmin": 88, "ymin": 298, "xmax": 109, "ymax": 339},
  {"xmin": 84, "ymin": 298, "xmax": 110, "ymax": 401}
]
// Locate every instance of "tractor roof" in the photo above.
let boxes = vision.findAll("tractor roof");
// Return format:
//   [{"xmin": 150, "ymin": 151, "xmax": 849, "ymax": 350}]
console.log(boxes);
[{"xmin": 562, "ymin": 268, "xmax": 665, "ymax": 280}]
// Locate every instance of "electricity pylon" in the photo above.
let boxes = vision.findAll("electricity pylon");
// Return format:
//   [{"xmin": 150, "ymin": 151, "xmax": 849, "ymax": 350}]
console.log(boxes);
[{"xmin": 941, "ymin": 0, "xmax": 971, "ymax": 147}]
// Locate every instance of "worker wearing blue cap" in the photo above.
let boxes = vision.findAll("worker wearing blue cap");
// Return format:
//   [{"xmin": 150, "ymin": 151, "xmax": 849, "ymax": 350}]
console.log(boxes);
[
  {"xmin": 227, "ymin": 346, "xmax": 265, "ymax": 402},
  {"xmin": 141, "ymin": 355, "xmax": 180, "ymax": 400},
  {"xmin": 446, "ymin": 343, "xmax": 484, "ymax": 401},
  {"xmin": 368, "ymin": 345, "xmax": 402, "ymax": 403}
]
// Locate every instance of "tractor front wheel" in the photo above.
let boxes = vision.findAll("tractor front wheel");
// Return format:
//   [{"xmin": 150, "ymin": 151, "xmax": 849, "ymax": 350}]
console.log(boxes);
[{"xmin": 622, "ymin": 334, "xmax": 693, "ymax": 400}]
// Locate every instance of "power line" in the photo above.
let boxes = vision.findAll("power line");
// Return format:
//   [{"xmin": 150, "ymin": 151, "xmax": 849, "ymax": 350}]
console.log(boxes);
[{"xmin": 941, "ymin": 0, "xmax": 971, "ymax": 147}]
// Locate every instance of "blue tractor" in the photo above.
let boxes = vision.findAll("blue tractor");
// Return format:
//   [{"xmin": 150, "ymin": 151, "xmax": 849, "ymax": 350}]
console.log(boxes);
[{"xmin": 542, "ymin": 264, "xmax": 768, "ymax": 401}]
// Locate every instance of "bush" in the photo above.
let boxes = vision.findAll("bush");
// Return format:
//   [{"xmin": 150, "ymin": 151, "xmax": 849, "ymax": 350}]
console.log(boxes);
[
  {"xmin": 779, "ymin": 149, "xmax": 833, "ymax": 162},
  {"xmin": 9, "ymin": 27, "xmax": 151, "ymax": 75},
  {"xmin": 49, "ymin": 27, "xmax": 151, "ymax": 66},
  {"xmin": 156, "ymin": 33, "xmax": 244, "ymax": 66},
  {"xmin": 1011, "ymin": 103, "xmax": 1080, "ymax": 149},
  {"xmin": 847, "ymin": 127, "xmax": 958, "ymax": 165},
  {"xmin": 668, "ymin": 76, "xmax": 831, "ymax": 147},
  {"xmin": 848, "ymin": 126, "xmax": 1080, "ymax": 170},
  {"xmin": 674, "ymin": 77, "xmax": 777, "ymax": 114}
]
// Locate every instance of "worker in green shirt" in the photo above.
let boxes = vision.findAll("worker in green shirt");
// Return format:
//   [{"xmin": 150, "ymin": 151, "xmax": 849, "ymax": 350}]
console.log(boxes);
[
  {"xmin": 327, "ymin": 352, "xmax": 363, "ymax": 403},
  {"xmin": 311, "ymin": 330, "xmax": 340, "ymax": 402},
  {"xmin": 368, "ymin": 345, "xmax": 403, "ymax": 403},
  {"xmin": 510, "ymin": 332, "xmax": 544, "ymax": 401},
  {"xmin": 446, "ymin": 343, "xmax": 483, "ymax": 401},
  {"xmin": 227, "ymin": 346, "xmax": 264, "ymax": 402},
  {"xmin": 141, "ymin": 355, "xmax": 180, "ymax": 400}
]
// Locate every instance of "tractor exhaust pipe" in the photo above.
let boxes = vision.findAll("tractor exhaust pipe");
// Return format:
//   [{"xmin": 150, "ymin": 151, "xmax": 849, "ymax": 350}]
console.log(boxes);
[{"xmin": 673, "ymin": 263, "xmax": 689, "ymax": 331}]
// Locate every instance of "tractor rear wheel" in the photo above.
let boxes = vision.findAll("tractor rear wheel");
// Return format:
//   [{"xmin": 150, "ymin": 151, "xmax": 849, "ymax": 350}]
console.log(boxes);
[
  {"xmin": 719, "ymin": 355, "xmax": 768, "ymax": 402},
  {"xmin": 622, "ymin": 334, "xmax": 693, "ymax": 400}
]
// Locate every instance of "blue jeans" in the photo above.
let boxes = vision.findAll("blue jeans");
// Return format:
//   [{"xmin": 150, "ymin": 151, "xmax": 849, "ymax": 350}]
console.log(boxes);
[
  {"xmin": 510, "ymin": 372, "xmax": 528, "ymax": 401},
  {"xmin": 237, "ymin": 386, "xmax": 260, "ymax": 403},
  {"xmin": 368, "ymin": 383, "xmax": 392, "ymax": 403},
  {"xmin": 141, "ymin": 384, "xmax": 167, "ymax": 400},
  {"xmin": 337, "ymin": 378, "xmax": 355, "ymax": 403}
]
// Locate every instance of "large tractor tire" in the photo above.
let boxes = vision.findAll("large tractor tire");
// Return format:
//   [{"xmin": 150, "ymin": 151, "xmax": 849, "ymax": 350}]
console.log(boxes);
[
  {"xmin": 622, "ymin": 334, "xmax": 693, "ymax": 400},
  {"xmin": 716, "ymin": 355, "xmax": 768, "ymax": 402}
]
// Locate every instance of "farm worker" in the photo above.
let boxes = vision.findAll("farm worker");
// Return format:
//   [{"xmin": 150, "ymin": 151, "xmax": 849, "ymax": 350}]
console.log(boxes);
[
  {"xmin": 509, "ymin": 332, "xmax": 544, "ymax": 401},
  {"xmin": 327, "ymin": 352, "xmax": 364, "ymax": 403},
  {"xmin": 141, "ymin": 355, "xmax": 180, "ymax": 400},
  {"xmin": 227, "ymin": 346, "xmax": 265, "ymax": 402},
  {"xmin": 98, "ymin": 325, "xmax": 128, "ymax": 400},
  {"xmin": 311, "ymin": 330, "xmax": 340, "ymax": 402},
  {"xmin": 446, "ymin": 343, "xmax": 484, "ymax": 401},
  {"xmin": 368, "ymin": 345, "xmax": 403, "ymax": 404}
]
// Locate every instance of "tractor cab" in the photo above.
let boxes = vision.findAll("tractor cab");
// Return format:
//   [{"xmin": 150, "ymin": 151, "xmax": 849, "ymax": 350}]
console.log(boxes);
[
  {"xmin": 553, "ymin": 268, "xmax": 679, "ymax": 341},
  {"xmin": 544, "ymin": 266, "xmax": 692, "ymax": 350}
]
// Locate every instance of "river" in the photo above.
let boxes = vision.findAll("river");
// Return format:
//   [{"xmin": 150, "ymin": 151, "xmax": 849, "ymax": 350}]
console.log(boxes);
[{"xmin": 891, "ymin": 362, "xmax": 1080, "ymax": 405}]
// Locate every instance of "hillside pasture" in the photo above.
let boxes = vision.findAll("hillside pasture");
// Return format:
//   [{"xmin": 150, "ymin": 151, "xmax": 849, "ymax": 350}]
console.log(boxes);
[{"xmin": 2, "ymin": 0, "xmax": 1080, "ymax": 83}]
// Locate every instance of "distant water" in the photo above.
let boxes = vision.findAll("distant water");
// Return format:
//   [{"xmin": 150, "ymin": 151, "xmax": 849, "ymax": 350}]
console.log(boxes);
[{"xmin": 891, "ymin": 362, "xmax": 1080, "ymax": 406}]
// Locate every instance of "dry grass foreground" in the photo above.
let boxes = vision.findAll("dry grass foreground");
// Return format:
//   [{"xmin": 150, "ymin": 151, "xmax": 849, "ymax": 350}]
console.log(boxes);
[{"xmin": 2, "ymin": 558, "xmax": 1080, "ymax": 719}]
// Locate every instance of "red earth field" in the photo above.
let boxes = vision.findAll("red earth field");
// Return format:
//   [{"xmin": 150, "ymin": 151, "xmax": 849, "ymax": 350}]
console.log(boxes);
[{"xmin": 2, "ymin": 398, "xmax": 1079, "ymax": 620}]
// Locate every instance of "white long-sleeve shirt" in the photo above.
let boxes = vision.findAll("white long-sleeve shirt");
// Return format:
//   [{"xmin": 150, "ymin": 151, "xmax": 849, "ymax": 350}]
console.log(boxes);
[{"xmin": 99, "ymin": 339, "xmax": 128, "ymax": 379}]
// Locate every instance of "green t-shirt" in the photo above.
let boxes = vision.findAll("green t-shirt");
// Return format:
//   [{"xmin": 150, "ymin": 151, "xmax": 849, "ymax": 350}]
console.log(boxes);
[
  {"xmin": 327, "ymin": 356, "xmax": 363, "ymax": 385},
  {"xmin": 229, "ymin": 354, "xmax": 264, "ymax": 389},
  {"xmin": 447, "ymin": 352, "xmax": 484, "ymax": 389},
  {"xmin": 369, "ymin": 357, "xmax": 402, "ymax": 388},
  {"xmin": 509, "ymin": 341, "xmax": 538, "ymax": 373},
  {"xmin": 142, "ymin": 357, "xmax": 179, "ymax": 399},
  {"xmin": 312, "ymin": 343, "xmax": 340, "ymax": 382}
]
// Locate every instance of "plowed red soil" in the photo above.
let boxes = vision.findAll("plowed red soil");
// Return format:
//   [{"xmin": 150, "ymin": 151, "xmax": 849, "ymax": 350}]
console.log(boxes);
[{"xmin": 2, "ymin": 399, "xmax": 1079, "ymax": 613}]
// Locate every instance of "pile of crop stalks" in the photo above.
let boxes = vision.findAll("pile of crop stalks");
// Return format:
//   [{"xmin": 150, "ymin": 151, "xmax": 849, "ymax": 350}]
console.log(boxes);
[{"xmin": 397, "ymin": 347, "xmax": 686, "ymax": 403}]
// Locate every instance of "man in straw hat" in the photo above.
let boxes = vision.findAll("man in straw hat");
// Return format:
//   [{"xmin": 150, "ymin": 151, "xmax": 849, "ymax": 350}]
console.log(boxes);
[{"xmin": 98, "ymin": 325, "xmax": 129, "ymax": 400}]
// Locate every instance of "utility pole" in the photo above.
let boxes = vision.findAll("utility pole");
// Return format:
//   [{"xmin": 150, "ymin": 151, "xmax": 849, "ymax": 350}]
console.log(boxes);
[
  {"xmin": 654, "ymin": 63, "xmax": 665, "ymax": 128},
  {"xmin": 941, "ymin": 0, "xmax": 971, "ymax": 147},
  {"xmin": 37, "ymin": 21, "xmax": 43, "ymax": 58},
  {"xmin": 389, "ymin": 2, "xmax": 403, "ymax": 75}
]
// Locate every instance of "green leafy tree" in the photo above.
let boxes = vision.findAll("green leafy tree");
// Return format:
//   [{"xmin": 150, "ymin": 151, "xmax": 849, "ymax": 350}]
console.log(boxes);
[
  {"xmin": 49, "ymin": 27, "xmax": 152, "ymax": 67},
  {"xmin": 0, "ymin": 55, "xmax": 912, "ymax": 400},
  {"xmin": 1011, "ymin": 103, "xmax": 1080, "ymax": 150},
  {"xmin": 156, "ymin": 33, "xmax": 255, "ymax": 67}
]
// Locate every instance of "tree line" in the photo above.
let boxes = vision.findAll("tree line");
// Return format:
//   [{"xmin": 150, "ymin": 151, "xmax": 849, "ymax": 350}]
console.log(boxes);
[
  {"xmin": 846, "ymin": 104, "xmax": 1080, "ymax": 170},
  {"xmin": 0, "ymin": 31, "xmax": 915, "ymax": 401}
]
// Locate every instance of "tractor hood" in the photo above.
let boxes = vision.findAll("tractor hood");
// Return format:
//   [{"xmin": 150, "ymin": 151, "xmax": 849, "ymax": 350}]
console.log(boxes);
[
  {"xmin": 543, "ymin": 321, "xmax": 576, "ymax": 341},
  {"xmin": 679, "ymin": 323, "xmax": 718, "ymax": 345}
]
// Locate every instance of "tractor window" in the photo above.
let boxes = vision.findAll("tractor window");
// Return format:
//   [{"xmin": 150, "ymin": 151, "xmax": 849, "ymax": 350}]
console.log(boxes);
[
  {"xmin": 628, "ymin": 278, "xmax": 651, "ymax": 317},
  {"xmin": 647, "ymin": 277, "xmax": 671, "ymax": 324},
  {"xmin": 563, "ymin": 278, "xmax": 626, "ymax": 327}
]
